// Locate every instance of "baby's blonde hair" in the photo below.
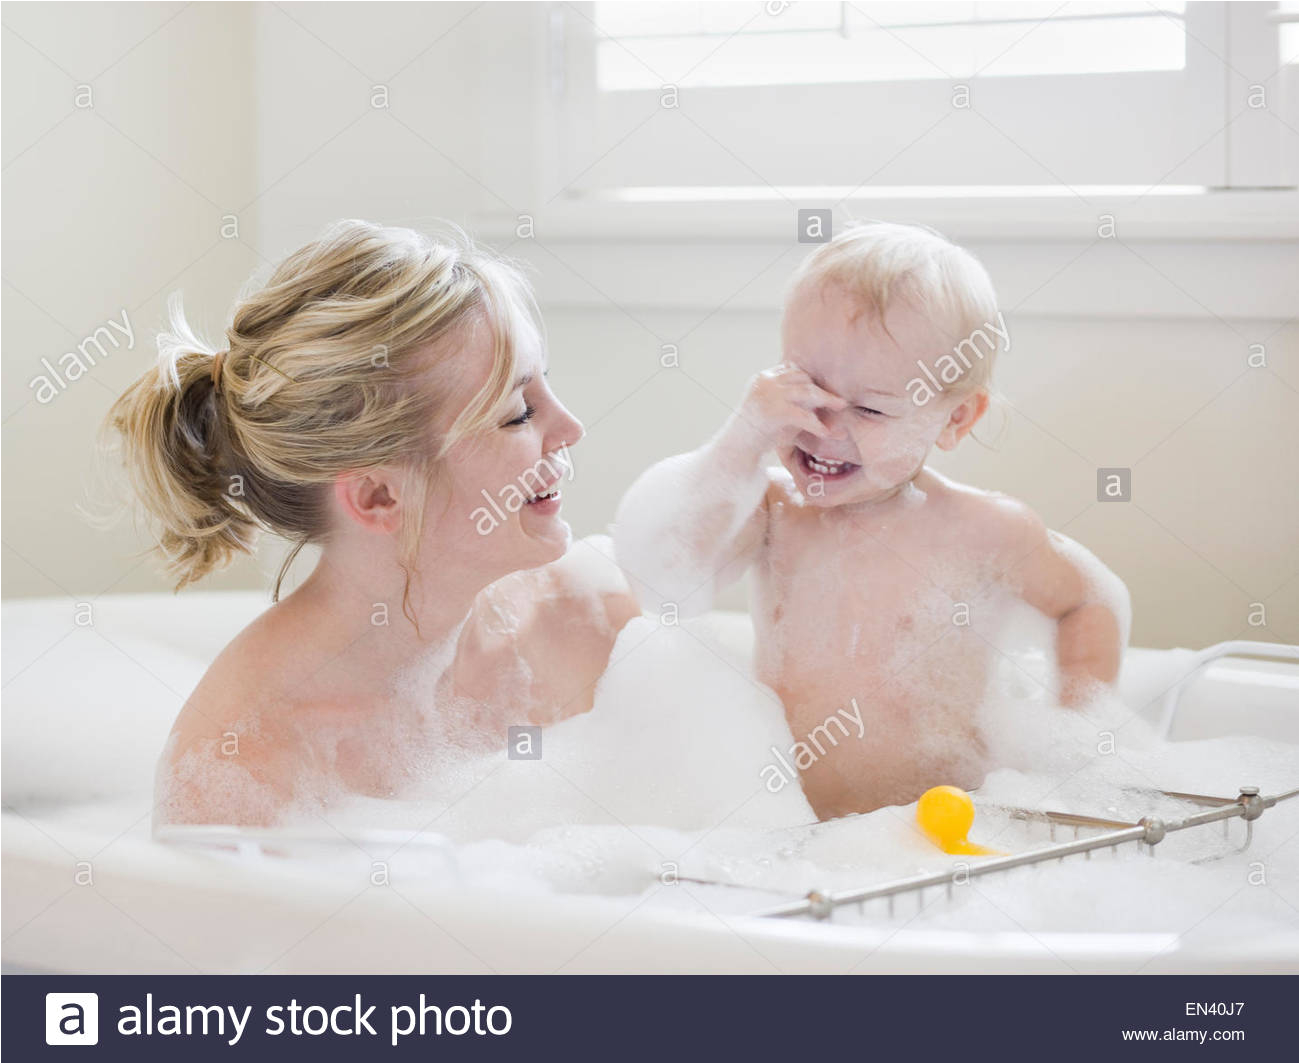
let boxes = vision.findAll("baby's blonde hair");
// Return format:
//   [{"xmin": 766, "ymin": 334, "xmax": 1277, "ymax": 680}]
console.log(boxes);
[
  {"xmin": 105, "ymin": 219, "xmax": 538, "ymax": 601},
  {"xmin": 787, "ymin": 220, "xmax": 1003, "ymax": 394}
]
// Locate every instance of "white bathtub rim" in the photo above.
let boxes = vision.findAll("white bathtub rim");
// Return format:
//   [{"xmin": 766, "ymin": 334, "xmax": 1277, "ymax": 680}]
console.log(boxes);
[{"xmin": 4, "ymin": 812, "xmax": 1294, "ymax": 976}]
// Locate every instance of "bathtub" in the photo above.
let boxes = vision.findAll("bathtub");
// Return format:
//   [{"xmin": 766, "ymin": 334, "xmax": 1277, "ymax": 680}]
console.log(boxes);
[{"xmin": 2, "ymin": 591, "xmax": 1296, "ymax": 975}]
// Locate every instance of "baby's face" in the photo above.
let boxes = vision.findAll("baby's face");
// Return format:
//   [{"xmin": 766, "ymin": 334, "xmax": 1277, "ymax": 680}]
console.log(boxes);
[{"xmin": 779, "ymin": 281, "xmax": 979, "ymax": 508}]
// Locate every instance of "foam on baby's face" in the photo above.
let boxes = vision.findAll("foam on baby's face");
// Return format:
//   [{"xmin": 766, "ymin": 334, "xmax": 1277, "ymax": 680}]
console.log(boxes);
[{"xmin": 779, "ymin": 281, "xmax": 983, "ymax": 508}]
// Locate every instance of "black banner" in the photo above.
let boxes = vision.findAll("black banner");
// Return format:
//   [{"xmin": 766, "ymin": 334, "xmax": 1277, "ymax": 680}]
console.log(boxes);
[{"xmin": 4, "ymin": 974, "xmax": 1297, "ymax": 1063}]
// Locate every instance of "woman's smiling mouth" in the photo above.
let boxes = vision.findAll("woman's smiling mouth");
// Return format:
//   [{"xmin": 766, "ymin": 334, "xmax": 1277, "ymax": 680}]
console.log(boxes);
[{"xmin": 524, "ymin": 486, "xmax": 562, "ymax": 514}]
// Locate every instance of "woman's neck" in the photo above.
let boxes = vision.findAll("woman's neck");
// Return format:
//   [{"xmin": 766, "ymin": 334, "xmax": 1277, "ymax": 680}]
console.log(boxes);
[{"xmin": 290, "ymin": 546, "xmax": 489, "ymax": 688}]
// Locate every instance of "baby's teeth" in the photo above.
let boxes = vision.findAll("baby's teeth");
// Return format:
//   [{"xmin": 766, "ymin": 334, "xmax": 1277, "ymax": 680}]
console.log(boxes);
[{"xmin": 805, "ymin": 452, "xmax": 851, "ymax": 476}]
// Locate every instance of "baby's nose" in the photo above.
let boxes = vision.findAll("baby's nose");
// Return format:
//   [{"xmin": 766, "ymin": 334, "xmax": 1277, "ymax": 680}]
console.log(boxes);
[{"xmin": 816, "ymin": 406, "xmax": 850, "ymax": 440}]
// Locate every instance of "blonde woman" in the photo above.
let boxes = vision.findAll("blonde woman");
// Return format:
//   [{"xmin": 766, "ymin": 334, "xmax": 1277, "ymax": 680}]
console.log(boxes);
[{"xmin": 107, "ymin": 220, "xmax": 639, "ymax": 828}]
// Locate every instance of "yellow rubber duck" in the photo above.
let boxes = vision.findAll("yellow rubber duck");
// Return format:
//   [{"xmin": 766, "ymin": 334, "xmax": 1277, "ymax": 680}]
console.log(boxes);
[{"xmin": 916, "ymin": 785, "xmax": 1006, "ymax": 856}]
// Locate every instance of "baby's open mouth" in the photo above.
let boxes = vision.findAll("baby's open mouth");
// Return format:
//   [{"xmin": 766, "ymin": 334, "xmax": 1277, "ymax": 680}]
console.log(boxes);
[{"xmin": 797, "ymin": 447, "xmax": 859, "ymax": 479}]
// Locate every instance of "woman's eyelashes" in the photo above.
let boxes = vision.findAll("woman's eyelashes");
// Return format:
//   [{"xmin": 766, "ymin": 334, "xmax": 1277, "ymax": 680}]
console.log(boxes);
[
  {"xmin": 503, "ymin": 375, "xmax": 552, "ymax": 427},
  {"xmin": 855, "ymin": 405, "xmax": 885, "ymax": 418},
  {"xmin": 504, "ymin": 403, "xmax": 536, "ymax": 427}
]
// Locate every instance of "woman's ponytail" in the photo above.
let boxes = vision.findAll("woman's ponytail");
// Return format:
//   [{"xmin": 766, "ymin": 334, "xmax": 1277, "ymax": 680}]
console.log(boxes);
[{"xmin": 106, "ymin": 292, "xmax": 257, "ymax": 589}]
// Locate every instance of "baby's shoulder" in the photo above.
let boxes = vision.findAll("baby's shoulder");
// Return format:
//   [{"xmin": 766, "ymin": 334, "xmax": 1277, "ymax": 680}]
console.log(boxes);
[{"xmin": 928, "ymin": 473, "xmax": 1049, "ymax": 553}]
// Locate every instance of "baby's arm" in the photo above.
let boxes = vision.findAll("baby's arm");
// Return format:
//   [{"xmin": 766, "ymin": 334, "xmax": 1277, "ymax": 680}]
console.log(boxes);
[
  {"xmin": 613, "ymin": 364, "xmax": 846, "ymax": 616},
  {"xmin": 996, "ymin": 502, "xmax": 1131, "ymax": 706}
]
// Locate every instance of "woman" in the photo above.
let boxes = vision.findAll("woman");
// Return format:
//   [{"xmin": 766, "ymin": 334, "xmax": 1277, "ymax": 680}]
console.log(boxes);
[{"xmin": 106, "ymin": 220, "xmax": 639, "ymax": 828}]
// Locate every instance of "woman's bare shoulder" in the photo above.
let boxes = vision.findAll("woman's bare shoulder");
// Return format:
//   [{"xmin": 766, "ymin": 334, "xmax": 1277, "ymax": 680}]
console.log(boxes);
[
  {"xmin": 490, "ymin": 534, "xmax": 639, "ymax": 629},
  {"xmin": 169, "ymin": 600, "xmax": 306, "ymax": 742},
  {"xmin": 467, "ymin": 536, "xmax": 639, "ymax": 722},
  {"xmin": 157, "ymin": 598, "xmax": 330, "ymax": 826},
  {"xmin": 154, "ymin": 720, "xmax": 288, "ymax": 829}
]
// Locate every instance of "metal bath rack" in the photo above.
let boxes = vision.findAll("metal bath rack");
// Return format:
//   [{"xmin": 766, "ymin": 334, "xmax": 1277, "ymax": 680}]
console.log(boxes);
[
  {"xmin": 747, "ymin": 784, "xmax": 1298, "ymax": 921},
  {"xmin": 737, "ymin": 639, "xmax": 1300, "ymax": 921}
]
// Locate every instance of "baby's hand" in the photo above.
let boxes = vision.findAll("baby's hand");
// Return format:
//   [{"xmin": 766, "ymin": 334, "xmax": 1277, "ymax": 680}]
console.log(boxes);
[{"xmin": 731, "ymin": 362, "xmax": 849, "ymax": 454}]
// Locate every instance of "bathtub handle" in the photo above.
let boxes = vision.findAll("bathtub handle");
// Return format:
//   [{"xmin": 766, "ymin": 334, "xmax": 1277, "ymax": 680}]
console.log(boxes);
[{"xmin": 1156, "ymin": 640, "xmax": 1299, "ymax": 741}]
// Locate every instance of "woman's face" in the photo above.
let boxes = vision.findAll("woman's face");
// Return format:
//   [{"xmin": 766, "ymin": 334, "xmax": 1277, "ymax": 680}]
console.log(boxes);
[{"xmin": 417, "ymin": 313, "xmax": 584, "ymax": 585}]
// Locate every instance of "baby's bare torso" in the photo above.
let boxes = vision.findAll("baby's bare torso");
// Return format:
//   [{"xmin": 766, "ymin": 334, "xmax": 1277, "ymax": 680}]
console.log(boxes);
[{"xmin": 753, "ymin": 470, "xmax": 1023, "ymax": 818}]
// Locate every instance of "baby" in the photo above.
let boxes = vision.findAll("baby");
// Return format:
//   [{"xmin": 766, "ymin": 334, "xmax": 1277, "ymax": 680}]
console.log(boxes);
[{"xmin": 613, "ymin": 221, "xmax": 1130, "ymax": 819}]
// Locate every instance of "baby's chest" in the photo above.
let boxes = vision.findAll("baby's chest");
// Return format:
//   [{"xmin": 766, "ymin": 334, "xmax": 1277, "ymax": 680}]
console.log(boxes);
[
  {"xmin": 755, "ymin": 523, "xmax": 1006, "ymax": 663},
  {"xmin": 761, "ymin": 528, "xmax": 955, "ymax": 617}
]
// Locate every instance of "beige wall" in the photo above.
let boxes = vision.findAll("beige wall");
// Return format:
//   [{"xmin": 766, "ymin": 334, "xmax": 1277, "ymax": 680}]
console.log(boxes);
[{"xmin": 3, "ymin": 2, "xmax": 1296, "ymax": 651}]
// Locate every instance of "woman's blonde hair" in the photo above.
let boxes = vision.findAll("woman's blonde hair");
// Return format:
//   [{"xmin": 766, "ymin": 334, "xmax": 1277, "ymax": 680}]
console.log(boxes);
[
  {"xmin": 105, "ymin": 218, "xmax": 538, "ymax": 602},
  {"xmin": 786, "ymin": 219, "xmax": 1003, "ymax": 393}
]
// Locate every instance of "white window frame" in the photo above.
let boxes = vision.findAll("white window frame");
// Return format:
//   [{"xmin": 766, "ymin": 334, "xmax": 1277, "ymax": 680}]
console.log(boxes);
[{"xmin": 542, "ymin": 1, "xmax": 1295, "ymax": 199}]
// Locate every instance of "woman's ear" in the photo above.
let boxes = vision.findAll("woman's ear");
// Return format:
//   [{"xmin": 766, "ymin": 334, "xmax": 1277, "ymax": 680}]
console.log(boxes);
[
  {"xmin": 333, "ymin": 469, "xmax": 403, "ymax": 534},
  {"xmin": 935, "ymin": 390, "xmax": 990, "ymax": 451}
]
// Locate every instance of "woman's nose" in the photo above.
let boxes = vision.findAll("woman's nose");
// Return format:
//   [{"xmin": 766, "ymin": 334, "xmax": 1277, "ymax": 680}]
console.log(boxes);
[{"xmin": 549, "ymin": 400, "xmax": 584, "ymax": 451}]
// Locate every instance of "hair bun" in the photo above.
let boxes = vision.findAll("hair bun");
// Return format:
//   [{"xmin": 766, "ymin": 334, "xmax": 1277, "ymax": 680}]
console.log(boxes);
[{"xmin": 210, "ymin": 350, "xmax": 227, "ymax": 392}]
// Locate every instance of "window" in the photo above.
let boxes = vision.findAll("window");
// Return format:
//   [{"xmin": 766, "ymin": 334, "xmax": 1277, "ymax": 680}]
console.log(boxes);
[
  {"xmin": 549, "ymin": 1, "xmax": 1295, "ymax": 198},
  {"xmin": 595, "ymin": 1, "xmax": 1190, "ymax": 89}
]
